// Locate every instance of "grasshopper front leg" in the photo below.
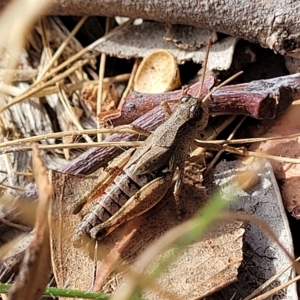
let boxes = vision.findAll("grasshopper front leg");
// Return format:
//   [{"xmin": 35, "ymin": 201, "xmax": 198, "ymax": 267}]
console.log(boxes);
[
  {"xmin": 89, "ymin": 173, "xmax": 173, "ymax": 240},
  {"xmin": 173, "ymin": 167, "xmax": 185, "ymax": 219}
]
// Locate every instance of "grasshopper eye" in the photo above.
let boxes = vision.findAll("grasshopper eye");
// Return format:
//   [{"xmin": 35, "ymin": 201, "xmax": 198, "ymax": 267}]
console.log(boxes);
[{"xmin": 180, "ymin": 95, "xmax": 191, "ymax": 103}]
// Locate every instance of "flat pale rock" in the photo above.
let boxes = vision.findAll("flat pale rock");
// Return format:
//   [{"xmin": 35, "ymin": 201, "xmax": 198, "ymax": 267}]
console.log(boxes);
[{"xmin": 204, "ymin": 160, "xmax": 297, "ymax": 300}]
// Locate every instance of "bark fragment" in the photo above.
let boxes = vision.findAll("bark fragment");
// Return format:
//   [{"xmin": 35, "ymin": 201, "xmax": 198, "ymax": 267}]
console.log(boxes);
[{"xmin": 0, "ymin": 0, "xmax": 298, "ymax": 55}]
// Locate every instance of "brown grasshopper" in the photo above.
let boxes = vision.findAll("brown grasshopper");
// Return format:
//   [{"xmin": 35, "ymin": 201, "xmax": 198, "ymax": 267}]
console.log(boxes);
[
  {"xmin": 72, "ymin": 93, "xmax": 209, "ymax": 247},
  {"xmin": 72, "ymin": 50, "xmax": 241, "ymax": 248}
]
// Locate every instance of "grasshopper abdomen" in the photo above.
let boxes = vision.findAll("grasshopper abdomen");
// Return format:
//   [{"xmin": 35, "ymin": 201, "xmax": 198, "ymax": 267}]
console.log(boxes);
[{"xmin": 73, "ymin": 163, "xmax": 157, "ymax": 247}]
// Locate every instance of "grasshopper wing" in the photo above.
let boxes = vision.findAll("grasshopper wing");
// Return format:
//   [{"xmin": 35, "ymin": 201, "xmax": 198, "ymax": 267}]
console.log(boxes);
[
  {"xmin": 131, "ymin": 145, "xmax": 173, "ymax": 175},
  {"xmin": 125, "ymin": 134, "xmax": 154, "ymax": 168}
]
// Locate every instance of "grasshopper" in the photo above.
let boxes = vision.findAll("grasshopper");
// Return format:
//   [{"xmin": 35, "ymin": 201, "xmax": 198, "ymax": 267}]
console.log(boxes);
[
  {"xmin": 72, "ymin": 45, "xmax": 241, "ymax": 248},
  {"xmin": 73, "ymin": 93, "xmax": 209, "ymax": 247}
]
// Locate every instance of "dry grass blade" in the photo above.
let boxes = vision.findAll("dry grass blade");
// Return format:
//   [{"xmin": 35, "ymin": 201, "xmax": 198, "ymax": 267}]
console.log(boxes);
[
  {"xmin": 0, "ymin": 127, "xmax": 142, "ymax": 150},
  {"xmin": 225, "ymin": 145, "xmax": 300, "ymax": 164},
  {"xmin": 206, "ymin": 116, "xmax": 247, "ymax": 172},
  {"xmin": 0, "ymin": 19, "xmax": 132, "ymax": 114},
  {"xmin": 196, "ymin": 132, "xmax": 300, "ymax": 145},
  {"xmin": 196, "ymin": 37, "xmax": 211, "ymax": 98},
  {"xmin": 0, "ymin": 183, "xmax": 25, "ymax": 192},
  {"xmin": 202, "ymin": 71, "xmax": 243, "ymax": 104},
  {"xmin": 57, "ymin": 85, "xmax": 93, "ymax": 144},
  {"xmin": 194, "ymin": 140, "xmax": 300, "ymax": 164},
  {"xmin": 96, "ymin": 17, "xmax": 111, "ymax": 142},
  {"xmin": 120, "ymin": 58, "xmax": 140, "ymax": 102},
  {"xmin": 0, "ymin": 74, "xmax": 130, "ymax": 98},
  {"xmin": 0, "ymin": 235, "xmax": 26, "ymax": 260},
  {"xmin": 37, "ymin": 16, "xmax": 88, "ymax": 80},
  {"xmin": 250, "ymin": 275, "xmax": 300, "ymax": 300},
  {"xmin": 0, "ymin": 141, "xmax": 142, "ymax": 154},
  {"xmin": 7, "ymin": 144, "xmax": 53, "ymax": 300}
]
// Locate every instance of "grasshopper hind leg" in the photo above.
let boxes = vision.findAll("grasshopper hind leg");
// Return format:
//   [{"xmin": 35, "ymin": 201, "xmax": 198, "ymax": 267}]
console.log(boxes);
[{"xmin": 89, "ymin": 174, "xmax": 173, "ymax": 241}]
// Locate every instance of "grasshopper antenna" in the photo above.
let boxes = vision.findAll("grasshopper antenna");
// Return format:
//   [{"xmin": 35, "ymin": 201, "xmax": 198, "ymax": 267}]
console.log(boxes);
[
  {"xmin": 202, "ymin": 70, "xmax": 243, "ymax": 104},
  {"xmin": 197, "ymin": 37, "xmax": 212, "ymax": 98},
  {"xmin": 197, "ymin": 37, "xmax": 243, "ymax": 103}
]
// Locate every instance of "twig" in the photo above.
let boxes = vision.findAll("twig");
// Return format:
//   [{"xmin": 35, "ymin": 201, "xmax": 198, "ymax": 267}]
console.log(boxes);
[
  {"xmin": 96, "ymin": 17, "xmax": 111, "ymax": 142},
  {"xmin": 120, "ymin": 58, "xmax": 139, "ymax": 103},
  {"xmin": 107, "ymin": 73, "xmax": 300, "ymax": 127}
]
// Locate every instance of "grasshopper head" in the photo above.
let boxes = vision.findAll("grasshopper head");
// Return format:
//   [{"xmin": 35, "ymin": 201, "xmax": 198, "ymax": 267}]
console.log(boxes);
[{"xmin": 178, "ymin": 94, "xmax": 209, "ymax": 128}]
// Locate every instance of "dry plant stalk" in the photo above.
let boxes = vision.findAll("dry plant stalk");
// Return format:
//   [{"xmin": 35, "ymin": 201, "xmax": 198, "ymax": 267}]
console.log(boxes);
[
  {"xmin": 8, "ymin": 145, "xmax": 53, "ymax": 300},
  {"xmin": 244, "ymin": 257, "xmax": 300, "ymax": 300}
]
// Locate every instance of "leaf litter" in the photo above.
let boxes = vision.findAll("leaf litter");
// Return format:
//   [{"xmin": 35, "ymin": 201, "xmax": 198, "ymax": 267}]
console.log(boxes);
[{"xmin": 0, "ymin": 5, "xmax": 298, "ymax": 299}]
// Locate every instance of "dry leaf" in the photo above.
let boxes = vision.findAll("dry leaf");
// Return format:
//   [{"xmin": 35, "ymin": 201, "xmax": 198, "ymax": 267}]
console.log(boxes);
[
  {"xmin": 102, "ymin": 84, "xmax": 119, "ymax": 112},
  {"xmin": 81, "ymin": 83, "xmax": 119, "ymax": 116},
  {"xmin": 81, "ymin": 83, "xmax": 98, "ymax": 114},
  {"xmin": 50, "ymin": 163, "xmax": 244, "ymax": 299},
  {"xmin": 142, "ymin": 220, "xmax": 244, "ymax": 300},
  {"xmin": 50, "ymin": 169, "xmax": 142, "ymax": 295},
  {"xmin": 50, "ymin": 171, "xmax": 98, "ymax": 295},
  {"xmin": 8, "ymin": 145, "xmax": 53, "ymax": 300}
]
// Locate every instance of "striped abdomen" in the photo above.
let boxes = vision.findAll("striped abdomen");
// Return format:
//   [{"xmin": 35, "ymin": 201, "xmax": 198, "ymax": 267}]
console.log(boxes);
[{"xmin": 74, "ymin": 164, "xmax": 155, "ymax": 242}]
